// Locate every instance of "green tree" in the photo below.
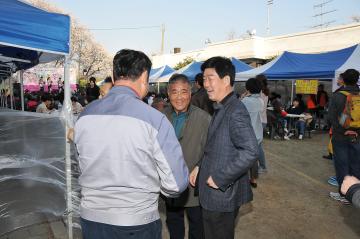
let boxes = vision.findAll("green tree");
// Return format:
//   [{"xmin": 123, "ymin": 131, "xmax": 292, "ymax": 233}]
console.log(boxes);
[
  {"xmin": 174, "ymin": 57, "xmax": 194, "ymax": 70},
  {"xmin": 266, "ymin": 55, "xmax": 278, "ymax": 63}
]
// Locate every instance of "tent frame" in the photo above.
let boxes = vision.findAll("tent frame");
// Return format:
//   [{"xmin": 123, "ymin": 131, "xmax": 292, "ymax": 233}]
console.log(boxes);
[{"xmin": 0, "ymin": 1, "xmax": 73, "ymax": 237}]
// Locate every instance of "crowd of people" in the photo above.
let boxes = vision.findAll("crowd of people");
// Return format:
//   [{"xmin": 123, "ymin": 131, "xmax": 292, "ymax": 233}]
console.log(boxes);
[
  {"xmin": 71, "ymin": 50, "xmax": 262, "ymax": 239},
  {"xmin": 1, "ymin": 48, "xmax": 359, "ymax": 238},
  {"xmin": 70, "ymin": 49, "xmax": 360, "ymax": 239},
  {"xmin": 0, "ymin": 75, "xmax": 116, "ymax": 116}
]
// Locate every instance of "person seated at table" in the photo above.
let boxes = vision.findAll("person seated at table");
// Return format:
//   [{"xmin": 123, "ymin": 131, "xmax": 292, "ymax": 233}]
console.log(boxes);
[
  {"xmin": 71, "ymin": 96, "xmax": 84, "ymax": 115},
  {"xmin": 286, "ymin": 98, "xmax": 306, "ymax": 139},
  {"xmin": 268, "ymin": 92, "xmax": 288, "ymax": 139}
]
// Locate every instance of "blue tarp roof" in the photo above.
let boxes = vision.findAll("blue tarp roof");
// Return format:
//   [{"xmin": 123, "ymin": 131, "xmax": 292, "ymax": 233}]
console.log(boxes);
[
  {"xmin": 0, "ymin": 0, "xmax": 70, "ymax": 74},
  {"xmin": 159, "ymin": 65, "xmax": 175, "ymax": 77},
  {"xmin": 180, "ymin": 61, "xmax": 203, "ymax": 80},
  {"xmin": 236, "ymin": 44, "xmax": 359, "ymax": 81},
  {"xmin": 157, "ymin": 58, "xmax": 252, "ymax": 82},
  {"xmin": 231, "ymin": 57, "xmax": 252, "ymax": 72},
  {"xmin": 149, "ymin": 67, "xmax": 162, "ymax": 77},
  {"xmin": 150, "ymin": 65, "xmax": 174, "ymax": 78},
  {"xmin": 264, "ymin": 45, "xmax": 356, "ymax": 79},
  {"xmin": 149, "ymin": 65, "xmax": 175, "ymax": 83},
  {"xmin": 181, "ymin": 59, "xmax": 251, "ymax": 80}
]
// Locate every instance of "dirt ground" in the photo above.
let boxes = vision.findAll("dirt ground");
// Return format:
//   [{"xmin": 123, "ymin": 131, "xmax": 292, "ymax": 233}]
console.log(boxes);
[
  {"xmin": 234, "ymin": 132, "xmax": 360, "ymax": 239},
  {"xmin": 160, "ymin": 132, "xmax": 360, "ymax": 239},
  {"xmin": 1, "ymin": 132, "xmax": 360, "ymax": 239}
]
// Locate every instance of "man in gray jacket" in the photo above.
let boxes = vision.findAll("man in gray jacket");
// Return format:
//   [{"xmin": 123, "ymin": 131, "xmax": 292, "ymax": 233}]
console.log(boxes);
[
  {"xmin": 164, "ymin": 74, "xmax": 211, "ymax": 239},
  {"xmin": 191, "ymin": 57, "xmax": 259, "ymax": 239},
  {"xmin": 75, "ymin": 49, "xmax": 189, "ymax": 239}
]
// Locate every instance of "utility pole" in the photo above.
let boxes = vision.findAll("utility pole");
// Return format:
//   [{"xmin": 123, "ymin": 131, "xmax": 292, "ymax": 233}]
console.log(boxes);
[
  {"xmin": 267, "ymin": 0, "xmax": 273, "ymax": 36},
  {"xmin": 160, "ymin": 24, "xmax": 165, "ymax": 55}
]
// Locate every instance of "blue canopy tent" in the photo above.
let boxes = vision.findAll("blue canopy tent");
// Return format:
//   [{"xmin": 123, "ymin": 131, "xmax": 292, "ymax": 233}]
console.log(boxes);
[
  {"xmin": 231, "ymin": 57, "xmax": 253, "ymax": 72},
  {"xmin": 156, "ymin": 61, "xmax": 203, "ymax": 83},
  {"xmin": 235, "ymin": 44, "xmax": 360, "ymax": 88},
  {"xmin": 0, "ymin": 0, "xmax": 73, "ymax": 238},
  {"xmin": 0, "ymin": 0, "xmax": 70, "ymax": 72},
  {"xmin": 149, "ymin": 65, "xmax": 175, "ymax": 83},
  {"xmin": 149, "ymin": 66, "xmax": 162, "ymax": 79},
  {"xmin": 157, "ymin": 58, "xmax": 252, "ymax": 83},
  {"xmin": 0, "ymin": 0, "xmax": 71, "ymax": 109}
]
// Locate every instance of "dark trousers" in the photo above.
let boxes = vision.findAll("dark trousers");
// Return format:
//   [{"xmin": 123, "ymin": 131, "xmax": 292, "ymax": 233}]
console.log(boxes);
[
  {"xmin": 250, "ymin": 159, "xmax": 259, "ymax": 179},
  {"xmin": 80, "ymin": 218, "xmax": 162, "ymax": 239},
  {"xmin": 202, "ymin": 208, "xmax": 239, "ymax": 239},
  {"xmin": 333, "ymin": 139, "xmax": 360, "ymax": 192},
  {"xmin": 166, "ymin": 205, "xmax": 204, "ymax": 239}
]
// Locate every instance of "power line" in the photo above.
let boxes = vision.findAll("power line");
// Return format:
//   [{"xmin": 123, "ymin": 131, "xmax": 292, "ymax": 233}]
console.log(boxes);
[{"xmin": 88, "ymin": 25, "xmax": 161, "ymax": 31}]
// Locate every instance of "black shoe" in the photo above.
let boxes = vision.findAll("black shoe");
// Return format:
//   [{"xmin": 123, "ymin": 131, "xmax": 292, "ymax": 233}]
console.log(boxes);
[
  {"xmin": 250, "ymin": 181, "xmax": 257, "ymax": 188},
  {"xmin": 322, "ymin": 154, "xmax": 332, "ymax": 160}
]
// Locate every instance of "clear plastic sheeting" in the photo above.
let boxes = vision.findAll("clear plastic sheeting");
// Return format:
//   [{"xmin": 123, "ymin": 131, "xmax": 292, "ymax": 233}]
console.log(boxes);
[{"xmin": 0, "ymin": 108, "xmax": 80, "ymax": 236}]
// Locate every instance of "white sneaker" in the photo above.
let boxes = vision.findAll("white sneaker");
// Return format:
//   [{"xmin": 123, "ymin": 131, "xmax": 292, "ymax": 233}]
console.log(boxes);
[
  {"xmin": 298, "ymin": 134, "xmax": 303, "ymax": 140},
  {"xmin": 284, "ymin": 135, "xmax": 290, "ymax": 140},
  {"xmin": 288, "ymin": 132, "xmax": 294, "ymax": 138},
  {"xmin": 258, "ymin": 168, "xmax": 268, "ymax": 174}
]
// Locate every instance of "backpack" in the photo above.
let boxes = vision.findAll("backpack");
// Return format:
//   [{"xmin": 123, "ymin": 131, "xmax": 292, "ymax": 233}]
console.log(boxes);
[{"xmin": 338, "ymin": 91, "xmax": 360, "ymax": 129}]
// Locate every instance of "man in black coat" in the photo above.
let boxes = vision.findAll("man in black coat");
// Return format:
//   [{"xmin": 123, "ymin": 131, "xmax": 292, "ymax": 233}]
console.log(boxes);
[{"xmin": 190, "ymin": 57, "xmax": 259, "ymax": 239}]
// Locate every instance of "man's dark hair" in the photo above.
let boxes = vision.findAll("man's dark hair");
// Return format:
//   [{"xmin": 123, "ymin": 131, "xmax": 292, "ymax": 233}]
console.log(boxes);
[
  {"xmin": 270, "ymin": 92, "xmax": 281, "ymax": 100},
  {"xmin": 341, "ymin": 69, "xmax": 359, "ymax": 86},
  {"xmin": 168, "ymin": 74, "xmax": 191, "ymax": 87},
  {"xmin": 293, "ymin": 98, "xmax": 300, "ymax": 103},
  {"xmin": 201, "ymin": 57, "xmax": 235, "ymax": 86},
  {"xmin": 245, "ymin": 78, "xmax": 262, "ymax": 94},
  {"xmin": 195, "ymin": 73, "xmax": 204, "ymax": 87},
  {"xmin": 255, "ymin": 74, "xmax": 269, "ymax": 96},
  {"xmin": 104, "ymin": 76, "xmax": 113, "ymax": 84},
  {"xmin": 41, "ymin": 94, "xmax": 52, "ymax": 102},
  {"xmin": 89, "ymin": 77, "xmax": 96, "ymax": 83},
  {"xmin": 113, "ymin": 49, "xmax": 152, "ymax": 82}
]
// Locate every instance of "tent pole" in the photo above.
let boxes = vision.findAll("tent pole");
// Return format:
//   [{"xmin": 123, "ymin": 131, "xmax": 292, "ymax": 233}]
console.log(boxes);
[
  {"xmin": 9, "ymin": 77, "xmax": 13, "ymax": 109},
  {"xmin": 64, "ymin": 55, "xmax": 73, "ymax": 239},
  {"xmin": 20, "ymin": 70, "xmax": 24, "ymax": 111},
  {"xmin": 291, "ymin": 79, "xmax": 294, "ymax": 103},
  {"xmin": 157, "ymin": 82, "xmax": 160, "ymax": 94}
]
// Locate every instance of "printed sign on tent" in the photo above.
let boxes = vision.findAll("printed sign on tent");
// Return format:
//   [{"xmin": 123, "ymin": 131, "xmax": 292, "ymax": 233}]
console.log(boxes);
[{"xmin": 296, "ymin": 80, "xmax": 318, "ymax": 94}]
